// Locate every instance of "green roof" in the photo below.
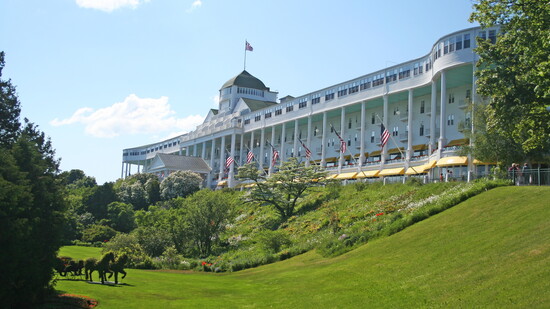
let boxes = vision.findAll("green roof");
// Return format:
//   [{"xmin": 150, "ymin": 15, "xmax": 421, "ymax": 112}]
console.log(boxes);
[
  {"xmin": 241, "ymin": 98, "xmax": 278, "ymax": 112},
  {"xmin": 210, "ymin": 109, "xmax": 219, "ymax": 115},
  {"xmin": 221, "ymin": 70, "xmax": 269, "ymax": 91}
]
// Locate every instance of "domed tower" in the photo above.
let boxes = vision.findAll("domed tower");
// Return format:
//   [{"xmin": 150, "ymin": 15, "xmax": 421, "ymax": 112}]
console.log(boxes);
[{"xmin": 218, "ymin": 70, "xmax": 278, "ymax": 114}]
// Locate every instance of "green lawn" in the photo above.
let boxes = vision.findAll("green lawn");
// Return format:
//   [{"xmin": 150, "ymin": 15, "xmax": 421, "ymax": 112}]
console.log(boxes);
[{"xmin": 55, "ymin": 186, "xmax": 550, "ymax": 308}]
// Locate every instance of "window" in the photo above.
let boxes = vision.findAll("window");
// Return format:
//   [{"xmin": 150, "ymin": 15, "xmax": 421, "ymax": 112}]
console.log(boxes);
[
  {"xmin": 254, "ymin": 113, "xmax": 261, "ymax": 122},
  {"xmin": 419, "ymin": 123, "xmax": 424, "ymax": 136},
  {"xmin": 386, "ymin": 70, "xmax": 397, "ymax": 83},
  {"xmin": 371, "ymin": 113, "xmax": 375, "ymax": 124},
  {"xmin": 337, "ymin": 86, "xmax": 348, "ymax": 97},
  {"xmin": 325, "ymin": 90, "xmax": 335, "ymax": 101},
  {"xmin": 312, "ymin": 93, "xmax": 321, "ymax": 104},
  {"xmin": 449, "ymin": 37, "xmax": 455, "ymax": 52},
  {"xmin": 466, "ymin": 89, "xmax": 471, "ymax": 101},
  {"xmin": 265, "ymin": 110, "xmax": 272, "ymax": 119},
  {"xmin": 349, "ymin": 82, "xmax": 359, "ymax": 94},
  {"xmin": 444, "ymin": 40, "xmax": 449, "ymax": 54},
  {"xmin": 348, "ymin": 118, "xmax": 352, "ymax": 129},
  {"xmin": 464, "ymin": 33, "xmax": 471, "ymax": 48},
  {"xmin": 393, "ymin": 107, "xmax": 399, "ymax": 116},
  {"xmin": 373, "ymin": 74, "xmax": 384, "ymax": 87},
  {"xmin": 298, "ymin": 98, "xmax": 307, "ymax": 109},
  {"xmin": 314, "ymin": 126, "xmax": 318, "ymax": 136},
  {"xmin": 478, "ymin": 30, "xmax": 487, "ymax": 40},
  {"xmin": 360, "ymin": 78, "xmax": 371, "ymax": 90},
  {"xmin": 488, "ymin": 29, "xmax": 496, "ymax": 43},
  {"xmin": 392, "ymin": 126, "xmax": 399, "ymax": 136},
  {"xmin": 420, "ymin": 100, "xmax": 425, "ymax": 114},
  {"xmin": 286, "ymin": 103, "xmax": 294, "ymax": 112},
  {"xmin": 398, "ymin": 68, "xmax": 410, "ymax": 80},
  {"xmin": 455, "ymin": 35, "xmax": 462, "ymax": 50},
  {"xmin": 448, "ymin": 93, "xmax": 455, "ymax": 104},
  {"xmin": 371, "ymin": 131, "xmax": 375, "ymax": 143},
  {"xmin": 425, "ymin": 59, "xmax": 431, "ymax": 71},
  {"xmin": 447, "ymin": 114, "xmax": 455, "ymax": 126},
  {"xmin": 275, "ymin": 107, "xmax": 282, "ymax": 116}
]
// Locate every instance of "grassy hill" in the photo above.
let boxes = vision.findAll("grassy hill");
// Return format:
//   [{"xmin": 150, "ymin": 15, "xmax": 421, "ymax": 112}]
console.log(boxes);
[{"xmin": 54, "ymin": 186, "xmax": 550, "ymax": 308}]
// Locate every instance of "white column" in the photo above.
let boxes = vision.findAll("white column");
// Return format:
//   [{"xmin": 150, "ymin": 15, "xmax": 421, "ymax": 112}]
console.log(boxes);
[
  {"xmin": 249, "ymin": 131, "xmax": 255, "ymax": 162},
  {"xmin": 359, "ymin": 101, "xmax": 366, "ymax": 166},
  {"xmin": 338, "ymin": 107, "xmax": 346, "ymax": 173},
  {"xmin": 208, "ymin": 138, "xmax": 216, "ymax": 188},
  {"xmin": 293, "ymin": 119, "xmax": 299, "ymax": 159},
  {"xmin": 259, "ymin": 128, "xmax": 265, "ymax": 170},
  {"xmin": 306, "ymin": 115, "xmax": 312, "ymax": 167},
  {"xmin": 429, "ymin": 80, "xmax": 437, "ymax": 154},
  {"xmin": 201, "ymin": 141, "xmax": 206, "ymax": 159},
  {"xmin": 121, "ymin": 162, "xmax": 124, "ymax": 179},
  {"xmin": 218, "ymin": 136, "xmax": 225, "ymax": 182},
  {"xmin": 239, "ymin": 133, "xmax": 244, "ymax": 166},
  {"xmin": 280, "ymin": 123, "xmax": 286, "ymax": 162},
  {"xmin": 407, "ymin": 89, "xmax": 413, "ymax": 161},
  {"xmin": 193, "ymin": 144, "xmax": 197, "ymax": 157},
  {"xmin": 269, "ymin": 126, "xmax": 276, "ymax": 175},
  {"xmin": 382, "ymin": 94, "xmax": 389, "ymax": 164},
  {"xmin": 321, "ymin": 112, "xmax": 327, "ymax": 167},
  {"xmin": 439, "ymin": 70, "xmax": 447, "ymax": 150},
  {"xmin": 228, "ymin": 132, "xmax": 236, "ymax": 187}
]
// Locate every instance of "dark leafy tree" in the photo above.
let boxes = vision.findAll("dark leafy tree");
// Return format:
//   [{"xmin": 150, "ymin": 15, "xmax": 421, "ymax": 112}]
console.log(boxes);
[
  {"xmin": 0, "ymin": 51, "xmax": 21, "ymax": 147},
  {"xmin": 469, "ymin": 0, "xmax": 550, "ymax": 163},
  {"xmin": 0, "ymin": 120, "xmax": 66, "ymax": 307},
  {"xmin": 237, "ymin": 157, "xmax": 328, "ymax": 220},
  {"xmin": 85, "ymin": 182, "xmax": 117, "ymax": 219},
  {"xmin": 81, "ymin": 224, "xmax": 118, "ymax": 243},
  {"xmin": 107, "ymin": 201, "xmax": 136, "ymax": 233},
  {"xmin": 177, "ymin": 190, "xmax": 235, "ymax": 257}
]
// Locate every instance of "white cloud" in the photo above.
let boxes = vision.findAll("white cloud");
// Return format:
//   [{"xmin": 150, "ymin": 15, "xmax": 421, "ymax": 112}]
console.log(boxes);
[
  {"xmin": 75, "ymin": 0, "xmax": 149, "ymax": 12},
  {"xmin": 51, "ymin": 94, "xmax": 204, "ymax": 138},
  {"xmin": 186, "ymin": 0, "xmax": 202, "ymax": 13}
]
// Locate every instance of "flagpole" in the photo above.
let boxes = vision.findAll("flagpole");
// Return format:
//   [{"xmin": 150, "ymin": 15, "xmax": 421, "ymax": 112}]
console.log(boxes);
[
  {"xmin": 375, "ymin": 114, "xmax": 419, "ymax": 175},
  {"xmin": 329, "ymin": 123, "xmax": 360, "ymax": 167},
  {"xmin": 244, "ymin": 40, "xmax": 247, "ymax": 70}
]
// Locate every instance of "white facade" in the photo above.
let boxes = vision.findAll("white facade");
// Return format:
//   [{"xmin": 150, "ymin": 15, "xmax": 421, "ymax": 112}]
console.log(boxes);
[{"xmin": 122, "ymin": 26, "xmax": 499, "ymax": 187}]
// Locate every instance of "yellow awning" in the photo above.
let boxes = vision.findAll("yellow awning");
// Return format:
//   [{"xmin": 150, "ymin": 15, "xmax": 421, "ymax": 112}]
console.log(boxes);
[
  {"xmin": 334, "ymin": 172, "xmax": 358, "ymax": 180},
  {"xmin": 436, "ymin": 156, "xmax": 468, "ymax": 167},
  {"xmin": 325, "ymin": 157, "xmax": 337, "ymax": 162},
  {"xmin": 405, "ymin": 161, "xmax": 436, "ymax": 175},
  {"xmin": 473, "ymin": 159, "xmax": 497, "ymax": 165},
  {"xmin": 413, "ymin": 144, "xmax": 428, "ymax": 151},
  {"xmin": 369, "ymin": 150, "xmax": 382, "ymax": 156},
  {"xmin": 378, "ymin": 167, "xmax": 405, "ymax": 176},
  {"xmin": 217, "ymin": 180, "xmax": 227, "ymax": 186},
  {"xmin": 446, "ymin": 138, "xmax": 469, "ymax": 147},
  {"xmin": 388, "ymin": 147, "xmax": 405, "ymax": 154},
  {"xmin": 356, "ymin": 170, "xmax": 380, "ymax": 178},
  {"xmin": 344, "ymin": 155, "xmax": 352, "ymax": 160}
]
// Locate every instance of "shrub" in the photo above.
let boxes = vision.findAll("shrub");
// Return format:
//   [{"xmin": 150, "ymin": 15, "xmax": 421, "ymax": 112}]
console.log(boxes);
[{"xmin": 81, "ymin": 224, "xmax": 117, "ymax": 243}]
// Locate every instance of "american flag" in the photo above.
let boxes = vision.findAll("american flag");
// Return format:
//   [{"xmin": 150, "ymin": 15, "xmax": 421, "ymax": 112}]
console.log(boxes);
[
  {"xmin": 299, "ymin": 139, "xmax": 312, "ymax": 159},
  {"xmin": 225, "ymin": 156, "xmax": 234, "ymax": 168},
  {"xmin": 271, "ymin": 148, "xmax": 279, "ymax": 167},
  {"xmin": 334, "ymin": 129, "xmax": 347, "ymax": 154},
  {"xmin": 246, "ymin": 150, "xmax": 254, "ymax": 163},
  {"xmin": 380, "ymin": 124, "xmax": 390, "ymax": 148},
  {"xmin": 245, "ymin": 41, "xmax": 253, "ymax": 51}
]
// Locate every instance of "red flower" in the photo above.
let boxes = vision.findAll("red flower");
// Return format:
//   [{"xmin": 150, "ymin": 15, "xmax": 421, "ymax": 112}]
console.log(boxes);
[
  {"xmin": 375, "ymin": 212, "xmax": 384, "ymax": 217},
  {"xmin": 201, "ymin": 261, "xmax": 207, "ymax": 266}
]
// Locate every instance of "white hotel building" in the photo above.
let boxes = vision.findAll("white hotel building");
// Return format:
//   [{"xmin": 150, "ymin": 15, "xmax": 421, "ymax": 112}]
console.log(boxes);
[{"xmin": 122, "ymin": 26, "xmax": 498, "ymax": 188}]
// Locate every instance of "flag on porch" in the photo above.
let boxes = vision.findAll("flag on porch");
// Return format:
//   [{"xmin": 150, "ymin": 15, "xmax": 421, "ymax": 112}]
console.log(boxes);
[
  {"xmin": 246, "ymin": 150, "xmax": 254, "ymax": 163},
  {"xmin": 225, "ymin": 156, "xmax": 235, "ymax": 168},
  {"xmin": 380, "ymin": 123, "xmax": 390, "ymax": 148}
]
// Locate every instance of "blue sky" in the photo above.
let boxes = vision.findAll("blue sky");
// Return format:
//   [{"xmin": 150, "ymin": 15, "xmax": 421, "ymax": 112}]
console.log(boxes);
[{"xmin": 0, "ymin": 0, "xmax": 478, "ymax": 184}]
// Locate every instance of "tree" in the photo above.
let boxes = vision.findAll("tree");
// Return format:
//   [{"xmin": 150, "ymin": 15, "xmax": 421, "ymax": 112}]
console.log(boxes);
[
  {"xmin": 107, "ymin": 201, "xmax": 136, "ymax": 233},
  {"xmin": 85, "ymin": 182, "xmax": 117, "ymax": 219},
  {"xmin": 0, "ymin": 51, "xmax": 21, "ymax": 147},
  {"xmin": 160, "ymin": 170, "xmax": 203, "ymax": 200},
  {"xmin": 469, "ymin": 0, "xmax": 550, "ymax": 163},
  {"xmin": 0, "ymin": 120, "xmax": 66, "ymax": 307},
  {"xmin": 177, "ymin": 190, "xmax": 235, "ymax": 257},
  {"xmin": 236, "ymin": 157, "xmax": 328, "ymax": 220}
]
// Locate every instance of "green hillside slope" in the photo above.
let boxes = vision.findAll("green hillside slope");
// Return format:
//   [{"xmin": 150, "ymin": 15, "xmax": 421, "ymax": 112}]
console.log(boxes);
[{"xmin": 54, "ymin": 186, "xmax": 550, "ymax": 308}]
